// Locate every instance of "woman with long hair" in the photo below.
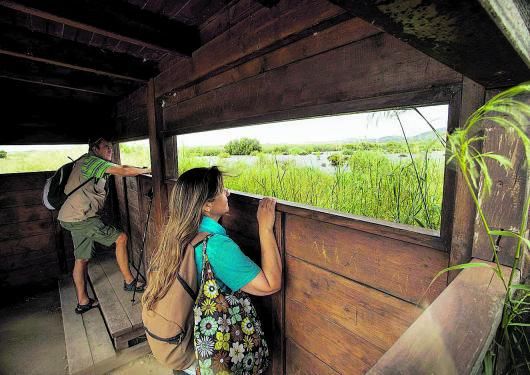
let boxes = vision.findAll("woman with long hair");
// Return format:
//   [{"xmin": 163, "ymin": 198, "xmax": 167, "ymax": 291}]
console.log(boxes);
[{"xmin": 143, "ymin": 166, "xmax": 281, "ymax": 374}]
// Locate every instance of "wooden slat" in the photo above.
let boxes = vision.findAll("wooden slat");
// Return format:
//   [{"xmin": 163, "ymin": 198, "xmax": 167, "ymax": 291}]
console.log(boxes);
[
  {"xmin": 284, "ymin": 214, "xmax": 448, "ymax": 304},
  {"xmin": 0, "ymin": 233, "xmax": 53, "ymax": 256},
  {"xmin": 83, "ymin": 307, "xmax": 116, "ymax": 365},
  {"xmin": 286, "ymin": 299, "xmax": 383, "ymax": 374},
  {"xmin": 0, "ymin": 54, "xmax": 138, "ymax": 97},
  {"xmin": 223, "ymin": 199, "xmax": 260, "ymax": 239},
  {"xmin": 286, "ymin": 256, "xmax": 421, "ymax": 352},
  {"xmin": 0, "ymin": 171, "xmax": 48, "ymax": 192},
  {"xmin": 95, "ymin": 253, "xmax": 143, "ymax": 329},
  {"xmin": 162, "ymin": 33, "xmax": 461, "ymax": 134},
  {"xmin": 286, "ymin": 339, "xmax": 340, "ymax": 375},
  {"xmin": 155, "ymin": 0, "xmax": 346, "ymax": 97},
  {"xmin": 164, "ymin": 17, "xmax": 379, "ymax": 106},
  {"xmin": 0, "ymin": 249, "xmax": 57, "ymax": 272},
  {"xmin": 271, "ymin": 212, "xmax": 285, "ymax": 375},
  {"xmin": 0, "ymin": 22, "xmax": 156, "ymax": 82},
  {"xmin": 472, "ymin": 115, "xmax": 530, "ymax": 265},
  {"xmin": 58, "ymin": 278, "xmax": 94, "ymax": 374},
  {"xmin": 0, "ymin": 189, "xmax": 43, "ymax": 208},
  {"xmin": 1, "ymin": 259, "xmax": 60, "ymax": 287},
  {"xmin": 0, "ymin": 0, "xmax": 200, "ymax": 56},
  {"xmin": 0, "ymin": 219, "xmax": 51, "ymax": 240},
  {"xmin": 88, "ymin": 261, "xmax": 132, "ymax": 337},
  {"xmin": 0, "ymin": 205, "xmax": 51, "ymax": 225},
  {"xmin": 368, "ymin": 259, "xmax": 515, "ymax": 374},
  {"xmin": 125, "ymin": 177, "xmax": 138, "ymax": 193},
  {"xmin": 448, "ymin": 78, "xmax": 485, "ymax": 282},
  {"xmin": 146, "ymin": 80, "xmax": 166, "ymax": 235},
  {"xmin": 228, "ymin": 192, "xmax": 444, "ymax": 251}
]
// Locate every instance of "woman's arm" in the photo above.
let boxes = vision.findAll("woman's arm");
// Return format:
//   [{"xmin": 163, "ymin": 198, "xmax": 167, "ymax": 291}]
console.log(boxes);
[{"xmin": 241, "ymin": 197, "xmax": 282, "ymax": 296}]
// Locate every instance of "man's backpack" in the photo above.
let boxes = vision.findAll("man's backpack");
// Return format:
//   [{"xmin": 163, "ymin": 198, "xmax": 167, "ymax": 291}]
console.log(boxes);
[
  {"xmin": 42, "ymin": 156, "xmax": 94, "ymax": 210},
  {"xmin": 142, "ymin": 233, "xmax": 211, "ymax": 370}
]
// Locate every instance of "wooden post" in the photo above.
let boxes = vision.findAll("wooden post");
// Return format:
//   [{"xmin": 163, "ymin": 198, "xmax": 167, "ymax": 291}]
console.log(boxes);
[
  {"xmin": 271, "ymin": 211, "xmax": 285, "ymax": 375},
  {"xmin": 447, "ymin": 77, "xmax": 485, "ymax": 282},
  {"xmin": 471, "ymin": 89, "xmax": 530, "ymax": 271},
  {"xmin": 146, "ymin": 79, "xmax": 167, "ymax": 240}
]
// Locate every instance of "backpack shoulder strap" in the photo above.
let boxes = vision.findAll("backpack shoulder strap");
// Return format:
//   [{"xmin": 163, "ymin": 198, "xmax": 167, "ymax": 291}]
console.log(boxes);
[
  {"xmin": 175, "ymin": 232, "xmax": 213, "ymax": 300},
  {"xmin": 65, "ymin": 176, "xmax": 95, "ymax": 197}
]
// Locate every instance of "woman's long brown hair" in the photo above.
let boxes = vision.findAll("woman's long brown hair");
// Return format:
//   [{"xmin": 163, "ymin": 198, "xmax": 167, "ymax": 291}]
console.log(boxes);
[{"xmin": 142, "ymin": 166, "xmax": 224, "ymax": 310}]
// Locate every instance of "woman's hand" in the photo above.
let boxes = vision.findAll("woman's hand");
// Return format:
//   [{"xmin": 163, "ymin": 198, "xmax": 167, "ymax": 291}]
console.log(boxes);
[{"xmin": 257, "ymin": 197, "xmax": 276, "ymax": 231}]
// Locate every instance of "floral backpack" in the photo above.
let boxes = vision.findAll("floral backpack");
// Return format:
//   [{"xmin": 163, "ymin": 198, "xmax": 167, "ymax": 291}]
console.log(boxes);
[{"xmin": 193, "ymin": 236, "xmax": 270, "ymax": 375}]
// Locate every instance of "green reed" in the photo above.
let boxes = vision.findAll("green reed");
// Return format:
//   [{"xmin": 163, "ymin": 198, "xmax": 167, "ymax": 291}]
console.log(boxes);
[{"xmin": 178, "ymin": 148, "xmax": 444, "ymax": 229}]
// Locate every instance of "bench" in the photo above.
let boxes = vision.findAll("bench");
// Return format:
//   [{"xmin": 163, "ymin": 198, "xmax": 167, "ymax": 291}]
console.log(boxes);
[
  {"xmin": 59, "ymin": 277, "xmax": 149, "ymax": 375},
  {"xmin": 87, "ymin": 250, "xmax": 145, "ymax": 350}
]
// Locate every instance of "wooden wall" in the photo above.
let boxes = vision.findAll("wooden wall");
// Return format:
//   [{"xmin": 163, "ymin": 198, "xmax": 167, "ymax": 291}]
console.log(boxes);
[
  {"xmin": 223, "ymin": 192, "xmax": 448, "ymax": 374},
  {"xmin": 111, "ymin": 1, "xmax": 466, "ymax": 373},
  {"xmin": 113, "ymin": 174, "xmax": 155, "ymax": 279},
  {"xmin": 0, "ymin": 172, "xmax": 61, "ymax": 289}
]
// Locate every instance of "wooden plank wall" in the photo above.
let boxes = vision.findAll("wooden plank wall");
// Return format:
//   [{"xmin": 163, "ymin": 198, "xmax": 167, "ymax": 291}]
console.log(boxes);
[
  {"xmin": 110, "ymin": 1, "xmax": 464, "ymax": 373},
  {"xmin": 223, "ymin": 193, "xmax": 448, "ymax": 374},
  {"xmin": 119, "ymin": 175, "xmax": 154, "ymax": 278},
  {"xmin": 0, "ymin": 172, "xmax": 61, "ymax": 289}
]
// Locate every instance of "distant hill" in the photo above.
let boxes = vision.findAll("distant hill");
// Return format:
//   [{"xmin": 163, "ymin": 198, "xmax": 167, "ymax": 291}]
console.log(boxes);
[{"xmin": 339, "ymin": 128, "xmax": 446, "ymax": 143}]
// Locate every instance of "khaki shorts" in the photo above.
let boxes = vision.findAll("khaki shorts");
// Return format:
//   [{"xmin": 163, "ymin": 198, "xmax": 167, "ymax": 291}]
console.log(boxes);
[{"xmin": 60, "ymin": 217, "xmax": 121, "ymax": 260}]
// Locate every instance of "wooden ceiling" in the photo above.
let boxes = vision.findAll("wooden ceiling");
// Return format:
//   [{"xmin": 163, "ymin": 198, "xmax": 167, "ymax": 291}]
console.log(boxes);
[{"xmin": 0, "ymin": 0, "xmax": 528, "ymax": 144}]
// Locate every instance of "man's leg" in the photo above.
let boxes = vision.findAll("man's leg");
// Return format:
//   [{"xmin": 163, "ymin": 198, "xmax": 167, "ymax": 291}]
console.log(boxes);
[
  {"xmin": 115, "ymin": 232, "xmax": 135, "ymax": 284},
  {"xmin": 73, "ymin": 259, "xmax": 90, "ymax": 305}
]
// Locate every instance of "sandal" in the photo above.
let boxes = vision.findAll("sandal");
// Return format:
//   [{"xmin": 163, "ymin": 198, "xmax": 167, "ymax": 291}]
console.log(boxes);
[
  {"xmin": 75, "ymin": 297, "xmax": 99, "ymax": 314},
  {"xmin": 123, "ymin": 280, "xmax": 145, "ymax": 292}
]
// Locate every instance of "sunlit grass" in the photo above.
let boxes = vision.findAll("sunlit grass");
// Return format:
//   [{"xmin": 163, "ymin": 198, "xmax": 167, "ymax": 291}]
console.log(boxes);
[{"xmin": 178, "ymin": 148, "xmax": 444, "ymax": 229}]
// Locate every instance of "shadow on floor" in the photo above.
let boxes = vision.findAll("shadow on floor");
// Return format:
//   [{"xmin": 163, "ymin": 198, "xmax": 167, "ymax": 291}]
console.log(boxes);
[{"xmin": 0, "ymin": 279, "xmax": 67, "ymax": 375}]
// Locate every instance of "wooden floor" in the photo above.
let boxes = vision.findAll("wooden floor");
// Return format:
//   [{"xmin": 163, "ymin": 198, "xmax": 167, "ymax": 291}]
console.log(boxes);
[{"xmin": 59, "ymin": 251, "xmax": 148, "ymax": 375}]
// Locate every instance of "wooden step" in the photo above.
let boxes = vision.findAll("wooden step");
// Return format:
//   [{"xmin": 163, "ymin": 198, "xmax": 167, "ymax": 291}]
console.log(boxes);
[
  {"xmin": 87, "ymin": 250, "xmax": 145, "ymax": 349},
  {"xmin": 59, "ymin": 277, "xmax": 150, "ymax": 375}
]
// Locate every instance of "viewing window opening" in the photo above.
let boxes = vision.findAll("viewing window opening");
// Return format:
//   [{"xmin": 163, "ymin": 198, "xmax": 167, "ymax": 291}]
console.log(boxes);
[
  {"xmin": 118, "ymin": 139, "xmax": 151, "ymax": 169},
  {"xmin": 177, "ymin": 105, "xmax": 449, "ymax": 230},
  {"xmin": 0, "ymin": 144, "xmax": 87, "ymax": 174}
]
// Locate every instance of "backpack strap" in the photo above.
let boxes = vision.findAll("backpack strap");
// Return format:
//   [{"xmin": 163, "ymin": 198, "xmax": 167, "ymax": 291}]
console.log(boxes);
[
  {"xmin": 176, "ymin": 232, "xmax": 213, "ymax": 300},
  {"xmin": 65, "ymin": 176, "xmax": 95, "ymax": 198}
]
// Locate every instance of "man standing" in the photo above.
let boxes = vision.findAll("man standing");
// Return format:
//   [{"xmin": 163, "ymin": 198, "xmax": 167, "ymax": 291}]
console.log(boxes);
[{"xmin": 58, "ymin": 137, "xmax": 151, "ymax": 314}]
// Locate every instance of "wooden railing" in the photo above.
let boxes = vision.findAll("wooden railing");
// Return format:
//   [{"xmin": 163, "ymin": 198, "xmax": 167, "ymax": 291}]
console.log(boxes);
[{"xmin": 368, "ymin": 259, "xmax": 517, "ymax": 374}]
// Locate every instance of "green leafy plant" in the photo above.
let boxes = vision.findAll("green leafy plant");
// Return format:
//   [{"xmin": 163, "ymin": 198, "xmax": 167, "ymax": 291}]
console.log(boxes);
[
  {"xmin": 425, "ymin": 82, "xmax": 530, "ymax": 373},
  {"xmin": 224, "ymin": 138, "xmax": 262, "ymax": 155}
]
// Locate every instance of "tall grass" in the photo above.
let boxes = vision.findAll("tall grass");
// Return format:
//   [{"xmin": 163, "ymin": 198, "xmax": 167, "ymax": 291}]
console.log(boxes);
[
  {"xmin": 178, "ymin": 148, "xmax": 444, "ymax": 229},
  {"xmin": 0, "ymin": 146, "xmax": 87, "ymax": 174}
]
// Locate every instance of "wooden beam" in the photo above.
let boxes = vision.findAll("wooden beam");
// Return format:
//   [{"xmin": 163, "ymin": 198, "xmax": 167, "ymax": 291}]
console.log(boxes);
[
  {"xmin": 0, "ymin": 23, "xmax": 157, "ymax": 81},
  {"xmin": 472, "ymin": 90, "xmax": 530, "ymax": 267},
  {"xmin": 256, "ymin": 0, "xmax": 280, "ymax": 7},
  {"xmin": 447, "ymin": 78, "xmax": 485, "ymax": 283},
  {"xmin": 0, "ymin": 0, "xmax": 200, "ymax": 56},
  {"xmin": 162, "ymin": 34, "xmax": 461, "ymax": 136},
  {"xmin": 329, "ymin": 0, "xmax": 530, "ymax": 88},
  {"xmin": 0, "ymin": 54, "xmax": 139, "ymax": 96},
  {"xmin": 368, "ymin": 259, "xmax": 516, "ymax": 374},
  {"xmin": 146, "ymin": 79, "xmax": 167, "ymax": 237},
  {"xmin": 479, "ymin": 0, "xmax": 530, "ymax": 67}
]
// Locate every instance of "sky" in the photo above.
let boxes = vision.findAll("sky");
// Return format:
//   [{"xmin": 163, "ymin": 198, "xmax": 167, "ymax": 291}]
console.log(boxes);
[
  {"xmin": 178, "ymin": 104, "xmax": 448, "ymax": 147},
  {"xmin": 2, "ymin": 105, "xmax": 448, "ymax": 151}
]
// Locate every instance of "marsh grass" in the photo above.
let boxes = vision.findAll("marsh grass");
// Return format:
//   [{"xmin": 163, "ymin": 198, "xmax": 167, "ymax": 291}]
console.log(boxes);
[{"xmin": 178, "ymin": 147, "xmax": 444, "ymax": 229}]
